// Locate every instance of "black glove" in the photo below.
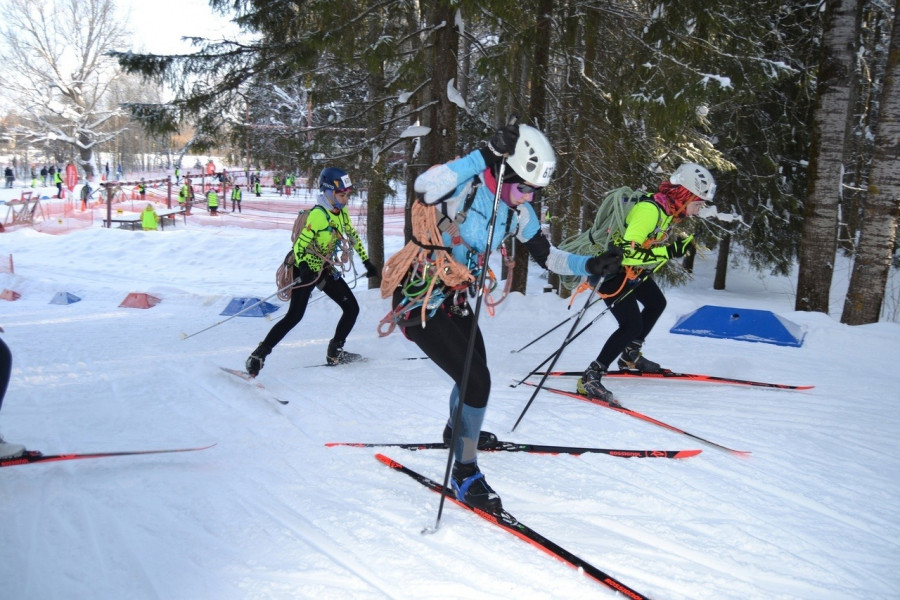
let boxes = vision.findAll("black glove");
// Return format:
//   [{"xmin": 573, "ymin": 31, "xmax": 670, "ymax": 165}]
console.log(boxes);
[
  {"xmin": 363, "ymin": 259, "xmax": 379, "ymax": 278},
  {"xmin": 586, "ymin": 247, "xmax": 623, "ymax": 277},
  {"xmin": 487, "ymin": 123, "xmax": 519, "ymax": 157},
  {"xmin": 666, "ymin": 235, "xmax": 694, "ymax": 259}
]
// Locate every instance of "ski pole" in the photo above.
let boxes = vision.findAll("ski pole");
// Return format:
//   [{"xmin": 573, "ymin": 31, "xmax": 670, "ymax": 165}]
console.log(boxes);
[
  {"xmin": 180, "ymin": 279, "xmax": 300, "ymax": 340},
  {"xmin": 509, "ymin": 294, "xmax": 604, "ymax": 354},
  {"xmin": 510, "ymin": 273, "xmax": 606, "ymax": 432},
  {"xmin": 428, "ymin": 158, "xmax": 508, "ymax": 535}
]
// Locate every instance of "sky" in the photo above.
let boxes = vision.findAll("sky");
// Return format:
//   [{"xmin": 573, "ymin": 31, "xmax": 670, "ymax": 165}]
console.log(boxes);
[
  {"xmin": 122, "ymin": 0, "xmax": 243, "ymax": 54},
  {"xmin": 1, "ymin": 181, "xmax": 899, "ymax": 599}
]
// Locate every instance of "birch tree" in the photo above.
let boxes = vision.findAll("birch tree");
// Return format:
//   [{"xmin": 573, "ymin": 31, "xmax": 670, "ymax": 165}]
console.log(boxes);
[
  {"xmin": 841, "ymin": 0, "xmax": 900, "ymax": 324},
  {"xmin": 0, "ymin": 0, "xmax": 129, "ymax": 178},
  {"xmin": 795, "ymin": 0, "xmax": 860, "ymax": 313}
]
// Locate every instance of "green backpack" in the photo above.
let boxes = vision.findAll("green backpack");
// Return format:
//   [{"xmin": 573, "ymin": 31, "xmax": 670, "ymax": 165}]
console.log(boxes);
[{"xmin": 558, "ymin": 187, "xmax": 649, "ymax": 290}]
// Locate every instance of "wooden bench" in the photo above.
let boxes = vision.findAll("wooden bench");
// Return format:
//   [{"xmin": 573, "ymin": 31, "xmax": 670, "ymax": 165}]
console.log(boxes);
[{"xmin": 105, "ymin": 208, "xmax": 186, "ymax": 230}]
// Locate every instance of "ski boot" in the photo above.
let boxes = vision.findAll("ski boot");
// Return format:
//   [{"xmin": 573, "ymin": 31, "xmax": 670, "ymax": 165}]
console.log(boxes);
[
  {"xmin": 577, "ymin": 361, "xmax": 619, "ymax": 405},
  {"xmin": 0, "ymin": 433, "xmax": 25, "ymax": 460},
  {"xmin": 452, "ymin": 461, "xmax": 503, "ymax": 514},
  {"xmin": 245, "ymin": 343, "xmax": 271, "ymax": 377},
  {"xmin": 442, "ymin": 423, "xmax": 499, "ymax": 450},
  {"xmin": 326, "ymin": 339, "xmax": 362, "ymax": 366},
  {"xmin": 617, "ymin": 339, "xmax": 661, "ymax": 373}
]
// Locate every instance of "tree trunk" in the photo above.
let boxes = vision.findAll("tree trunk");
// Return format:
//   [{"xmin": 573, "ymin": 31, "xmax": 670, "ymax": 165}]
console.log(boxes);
[
  {"xmin": 366, "ymin": 62, "xmax": 387, "ymax": 290},
  {"xmin": 841, "ymin": 0, "xmax": 900, "ymax": 324},
  {"xmin": 512, "ymin": 0, "xmax": 554, "ymax": 295},
  {"xmin": 424, "ymin": 0, "xmax": 458, "ymax": 168},
  {"xmin": 714, "ymin": 234, "xmax": 731, "ymax": 290},
  {"xmin": 795, "ymin": 0, "xmax": 859, "ymax": 313}
]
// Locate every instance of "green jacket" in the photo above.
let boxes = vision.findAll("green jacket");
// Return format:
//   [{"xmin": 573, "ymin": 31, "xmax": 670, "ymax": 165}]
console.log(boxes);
[
  {"xmin": 614, "ymin": 199, "xmax": 673, "ymax": 268},
  {"xmin": 293, "ymin": 204, "xmax": 368, "ymax": 271}
]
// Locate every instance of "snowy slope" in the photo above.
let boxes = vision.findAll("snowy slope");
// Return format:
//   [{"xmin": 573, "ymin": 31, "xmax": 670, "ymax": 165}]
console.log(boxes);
[{"xmin": 1, "ymin": 196, "xmax": 898, "ymax": 600}]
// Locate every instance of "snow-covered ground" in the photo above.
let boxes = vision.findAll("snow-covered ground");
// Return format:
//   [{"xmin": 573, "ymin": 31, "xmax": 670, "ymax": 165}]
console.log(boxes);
[{"xmin": 1, "ymin": 185, "xmax": 898, "ymax": 599}]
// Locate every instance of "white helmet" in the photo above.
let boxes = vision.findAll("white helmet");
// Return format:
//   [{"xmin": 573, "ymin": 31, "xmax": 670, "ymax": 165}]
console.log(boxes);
[
  {"xmin": 670, "ymin": 163, "xmax": 716, "ymax": 201},
  {"xmin": 507, "ymin": 125, "xmax": 556, "ymax": 187}
]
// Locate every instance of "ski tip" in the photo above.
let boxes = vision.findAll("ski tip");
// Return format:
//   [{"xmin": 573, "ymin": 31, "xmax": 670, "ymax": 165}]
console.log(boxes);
[
  {"xmin": 674, "ymin": 449, "xmax": 703, "ymax": 459},
  {"xmin": 374, "ymin": 453, "xmax": 400, "ymax": 469},
  {"xmin": 732, "ymin": 450, "xmax": 753, "ymax": 458}
]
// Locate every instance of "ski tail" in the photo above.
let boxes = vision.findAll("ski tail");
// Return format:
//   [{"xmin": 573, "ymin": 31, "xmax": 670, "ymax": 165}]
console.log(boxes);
[{"xmin": 1, "ymin": 444, "xmax": 216, "ymax": 468}]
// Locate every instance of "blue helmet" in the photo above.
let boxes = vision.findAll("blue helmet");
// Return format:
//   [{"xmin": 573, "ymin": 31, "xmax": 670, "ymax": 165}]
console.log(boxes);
[{"xmin": 319, "ymin": 167, "xmax": 352, "ymax": 192}]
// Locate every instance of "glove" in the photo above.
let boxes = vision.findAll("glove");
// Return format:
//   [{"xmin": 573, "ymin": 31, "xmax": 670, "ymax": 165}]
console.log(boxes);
[
  {"xmin": 586, "ymin": 247, "xmax": 623, "ymax": 277},
  {"xmin": 363, "ymin": 259, "xmax": 379, "ymax": 278},
  {"xmin": 666, "ymin": 235, "xmax": 694, "ymax": 259},
  {"xmin": 487, "ymin": 123, "xmax": 519, "ymax": 158}
]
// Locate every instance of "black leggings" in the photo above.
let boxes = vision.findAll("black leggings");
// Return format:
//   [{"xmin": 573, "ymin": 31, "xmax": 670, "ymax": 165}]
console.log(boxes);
[
  {"xmin": 595, "ymin": 273, "xmax": 667, "ymax": 367},
  {"xmin": 261, "ymin": 265, "xmax": 359, "ymax": 349},
  {"xmin": 0, "ymin": 337, "xmax": 10, "ymax": 413},
  {"xmin": 394, "ymin": 289, "xmax": 491, "ymax": 409}
]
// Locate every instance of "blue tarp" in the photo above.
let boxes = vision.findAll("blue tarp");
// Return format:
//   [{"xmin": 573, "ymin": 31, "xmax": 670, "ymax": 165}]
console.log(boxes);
[
  {"xmin": 670, "ymin": 305, "xmax": 805, "ymax": 347},
  {"xmin": 49, "ymin": 291, "xmax": 81, "ymax": 305},
  {"xmin": 220, "ymin": 297, "xmax": 280, "ymax": 317}
]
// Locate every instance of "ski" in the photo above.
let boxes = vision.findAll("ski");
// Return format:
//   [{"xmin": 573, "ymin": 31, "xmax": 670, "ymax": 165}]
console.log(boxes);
[
  {"xmin": 304, "ymin": 357, "xmax": 369, "ymax": 368},
  {"xmin": 376, "ymin": 453, "xmax": 651, "ymax": 599},
  {"xmin": 327, "ymin": 440, "xmax": 700, "ymax": 459},
  {"xmin": 219, "ymin": 367, "xmax": 289, "ymax": 405},
  {"xmin": 305, "ymin": 356, "xmax": 428, "ymax": 368},
  {"xmin": 531, "ymin": 369, "xmax": 813, "ymax": 390},
  {"xmin": 527, "ymin": 383, "xmax": 751, "ymax": 456},
  {"xmin": 1, "ymin": 444, "xmax": 216, "ymax": 468}
]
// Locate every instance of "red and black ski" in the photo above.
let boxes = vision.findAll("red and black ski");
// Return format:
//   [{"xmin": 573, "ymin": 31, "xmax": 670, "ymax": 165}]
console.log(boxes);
[
  {"xmin": 376, "ymin": 453, "xmax": 652, "ymax": 599},
  {"xmin": 532, "ymin": 369, "xmax": 813, "ymax": 390},
  {"xmin": 327, "ymin": 440, "xmax": 700, "ymax": 458},
  {"xmin": 527, "ymin": 383, "xmax": 751, "ymax": 456},
  {"xmin": 1, "ymin": 444, "xmax": 216, "ymax": 468}
]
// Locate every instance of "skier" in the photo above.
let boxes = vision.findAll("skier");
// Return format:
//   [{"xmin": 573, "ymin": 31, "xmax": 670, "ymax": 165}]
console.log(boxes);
[
  {"xmin": 384, "ymin": 122, "xmax": 622, "ymax": 513},
  {"xmin": 577, "ymin": 163, "xmax": 716, "ymax": 404},
  {"xmin": 244, "ymin": 167, "xmax": 379, "ymax": 375},
  {"xmin": 0, "ymin": 331, "xmax": 25, "ymax": 460}
]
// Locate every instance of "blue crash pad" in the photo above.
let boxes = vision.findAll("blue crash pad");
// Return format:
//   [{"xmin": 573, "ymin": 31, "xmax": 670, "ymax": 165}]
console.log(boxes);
[
  {"xmin": 220, "ymin": 297, "xmax": 279, "ymax": 317},
  {"xmin": 50, "ymin": 291, "xmax": 82, "ymax": 305},
  {"xmin": 670, "ymin": 305, "xmax": 805, "ymax": 347}
]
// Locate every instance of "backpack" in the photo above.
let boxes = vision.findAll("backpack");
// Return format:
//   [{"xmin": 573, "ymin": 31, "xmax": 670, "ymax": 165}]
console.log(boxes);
[
  {"xmin": 290, "ymin": 205, "xmax": 327, "ymax": 243},
  {"xmin": 276, "ymin": 206, "xmax": 330, "ymax": 301},
  {"xmin": 558, "ymin": 187, "xmax": 650, "ymax": 290}
]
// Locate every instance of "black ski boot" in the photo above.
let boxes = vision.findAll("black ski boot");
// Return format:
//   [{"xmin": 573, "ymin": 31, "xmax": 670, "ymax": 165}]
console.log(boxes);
[
  {"xmin": 442, "ymin": 423, "xmax": 499, "ymax": 450},
  {"xmin": 577, "ymin": 361, "xmax": 618, "ymax": 405},
  {"xmin": 451, "ymin": 461, "xmax": 503, "ymax": 514},
  {"xmin": 617, "ymin": 339, "xmax": 662, "ymax": 373},
  {"xmin": 326, "ymin": 338, "xmax": 362, "ymax": 366},
  {"xmin": 245, "ymin": 343, "xmax": 271, "ymax": 377}
]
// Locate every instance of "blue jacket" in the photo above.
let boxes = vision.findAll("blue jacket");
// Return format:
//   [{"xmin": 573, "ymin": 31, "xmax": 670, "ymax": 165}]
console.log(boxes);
[{"xmin": 413, "ymin": 150, "xmax": 591, "ymax": 276}]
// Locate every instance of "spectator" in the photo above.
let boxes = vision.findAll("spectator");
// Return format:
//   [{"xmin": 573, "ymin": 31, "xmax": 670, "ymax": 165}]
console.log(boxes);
[
  {"xmin": 4, "ymin": 166, "xmax": 13, "ymax": 188},
  {"xmin": 141, "ymin": 203, "xmax": 159, "ymax": 230},
  {"xmin": 231, "ymin": 185, "xmax": 242, "ymax": 213},
  {"xmin": 207, "ymin": 187, "xmax": 219, "ymax": 215},
  {"xmin": 53, "ymin": 169, "xmax": 63, "ymax": 198},
  {"xmin": 40, "ymin": 165, "xmax": 48, "ymax": 186}
]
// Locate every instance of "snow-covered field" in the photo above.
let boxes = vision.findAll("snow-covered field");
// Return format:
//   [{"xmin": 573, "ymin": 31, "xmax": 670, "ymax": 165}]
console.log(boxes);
[{"xmin": 1, "ymin": 186, "xmax": 898, "ymax": 599}]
